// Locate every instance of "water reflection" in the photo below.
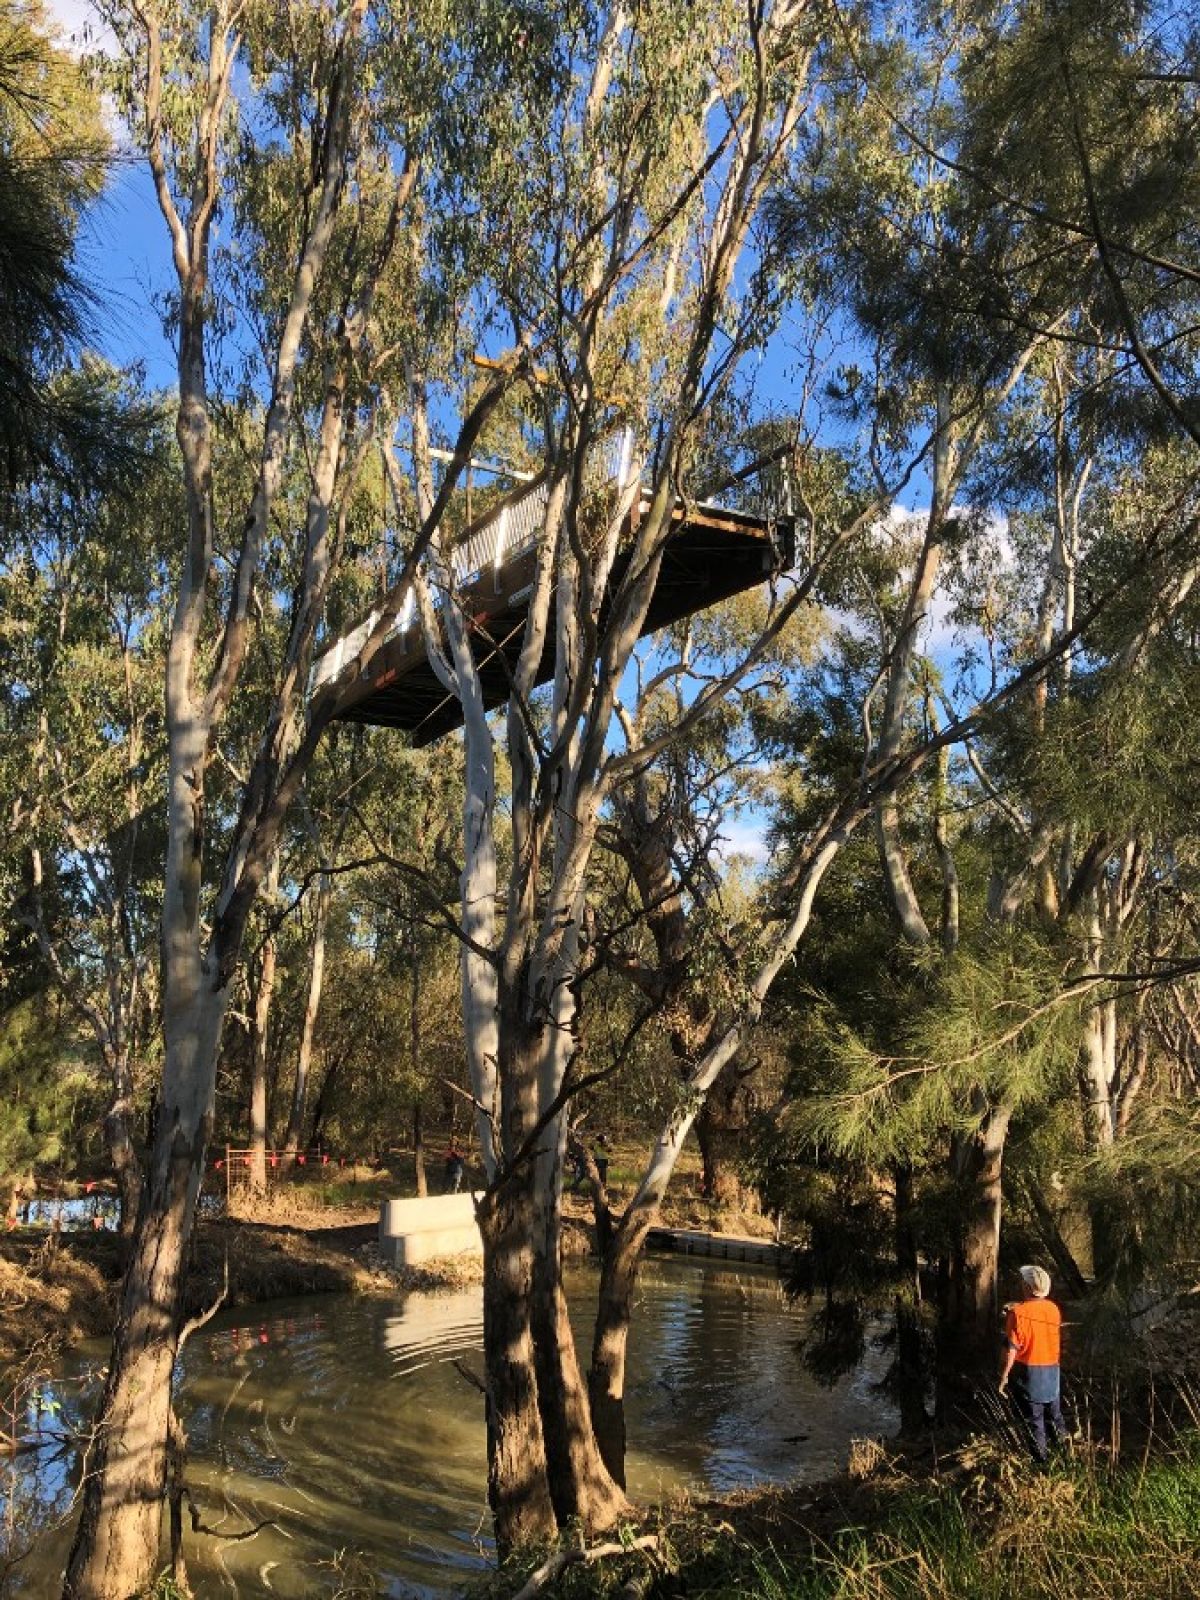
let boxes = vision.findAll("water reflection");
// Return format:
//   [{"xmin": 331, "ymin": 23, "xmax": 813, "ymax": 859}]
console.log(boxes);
[{"xmin": 7, "ymin": 1259, "xmax": 895, "ymax": 1597}]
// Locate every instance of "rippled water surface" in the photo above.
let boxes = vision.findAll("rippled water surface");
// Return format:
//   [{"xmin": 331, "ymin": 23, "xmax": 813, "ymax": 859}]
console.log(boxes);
[{"xmin": 10, "ymin": 1258, "xmax": 895, "ymax": 1597}]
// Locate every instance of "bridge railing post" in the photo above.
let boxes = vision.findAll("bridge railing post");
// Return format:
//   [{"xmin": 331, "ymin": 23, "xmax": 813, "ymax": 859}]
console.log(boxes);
[{"xmin": 492, "ymin": 504, "xmax": 511, "ymax": 589}]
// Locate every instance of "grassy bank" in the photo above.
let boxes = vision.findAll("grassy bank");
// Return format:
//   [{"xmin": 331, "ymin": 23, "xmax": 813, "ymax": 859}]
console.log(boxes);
[
  {"xmin": 0, "ymin": 1196, "xmax": 466, "ymax": 1386},
  {"xmin": 484, "ymin": 1431, "xmax": 1200, "ymax": 1600}
]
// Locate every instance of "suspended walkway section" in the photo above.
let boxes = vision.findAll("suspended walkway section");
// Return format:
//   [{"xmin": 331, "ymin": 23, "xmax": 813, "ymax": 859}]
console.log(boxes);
[{"xmin": 311, "ymin": 435, "xmax": 794, "ymax": 746}]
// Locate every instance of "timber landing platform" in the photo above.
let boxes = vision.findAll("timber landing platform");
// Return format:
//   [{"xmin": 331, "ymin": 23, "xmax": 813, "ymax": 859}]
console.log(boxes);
[
  {"xmin": 646, "ymin": 1226, "xmax": 788, "ymax": 1269},
  {"xmin": 310, "ymin": 435, "xmax": 793, "ymax": 744}
]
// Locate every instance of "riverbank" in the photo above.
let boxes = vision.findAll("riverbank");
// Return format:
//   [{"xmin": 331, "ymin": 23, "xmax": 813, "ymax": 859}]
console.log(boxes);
[
  {"xmin": 0, "ymin": 1210, "xmax": 472, "ymax": 1385},
  {"xmin": 0, "ymin": 1140, "xmax": 758, "ymax": 1386},
  {"xmin": 485, "ymin": 1426, "xmax": 1200, "ymax": 1600}
]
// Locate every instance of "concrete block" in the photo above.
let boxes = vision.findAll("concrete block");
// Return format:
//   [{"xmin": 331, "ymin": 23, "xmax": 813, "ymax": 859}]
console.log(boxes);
[{"xmin": 379, "ymin": 1193, "xmax": 483, "ymax": 1267}]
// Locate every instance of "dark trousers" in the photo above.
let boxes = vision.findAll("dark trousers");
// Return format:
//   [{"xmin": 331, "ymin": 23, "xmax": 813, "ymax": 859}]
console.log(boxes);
[{"xmin": 1013, "ymin": 1380, "xmax": 1066, "ymax": 1462}]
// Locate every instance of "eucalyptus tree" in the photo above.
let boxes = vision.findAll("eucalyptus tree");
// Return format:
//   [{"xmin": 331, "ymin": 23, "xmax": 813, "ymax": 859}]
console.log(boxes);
[
  {"xmin": 60, "ymin": 3, "xmax": 530, "ymax": 1594},
  {"xmin": 978, "ymin": 430, "xmax": 1200, "ymax": 1283},
  {"xmin": 763, "ymin": 0, "xmax": 1200, "ymax": 1361},
  {"xmin": 384, "ymin": 0, "xmax": 834, "ymax": 1545},
  {"xmin": 383, "ymin": 0, "xmax": 1140, "ymax": 1529},
  {"xmin": 603, "ymin": 596, "xmax": 810, "ymax": 1202},
  {"xmin": 578, "ymin": 591, "xmax": 818, "ymax": 1480}
]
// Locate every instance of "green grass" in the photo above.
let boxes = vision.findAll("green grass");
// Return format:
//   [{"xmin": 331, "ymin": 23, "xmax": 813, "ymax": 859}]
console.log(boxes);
[{"xmin": 490, "ymin": 1435, "xmax": 1200, "ymax": 1600}]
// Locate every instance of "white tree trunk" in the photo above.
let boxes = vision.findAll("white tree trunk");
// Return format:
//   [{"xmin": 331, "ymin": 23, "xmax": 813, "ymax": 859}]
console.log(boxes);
[{"xmin": 284, "ymin": 869, "xmax": 332, "ymax": 1156}]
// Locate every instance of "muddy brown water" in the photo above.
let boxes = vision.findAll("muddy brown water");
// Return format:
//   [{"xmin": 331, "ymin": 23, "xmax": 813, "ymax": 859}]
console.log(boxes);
[{"xmin": 6, "ymin": 1258, "xmax": 895, "ymax": 1597}]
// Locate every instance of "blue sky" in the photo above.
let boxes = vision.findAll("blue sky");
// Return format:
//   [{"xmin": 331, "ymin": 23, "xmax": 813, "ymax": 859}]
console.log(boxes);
[
  {"xmin": 44, "ymin": 0, "xmax": 966, "ymax": 873},
  {"xmin": 46, "ymin": 2, "xmax": 179, "ymax": 384}
]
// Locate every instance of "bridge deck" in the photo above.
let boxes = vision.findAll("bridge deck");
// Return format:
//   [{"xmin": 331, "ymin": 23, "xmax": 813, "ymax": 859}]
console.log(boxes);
[{"xmin": 314, "ymin": 483, "xmax": 791, "ymax": 746}]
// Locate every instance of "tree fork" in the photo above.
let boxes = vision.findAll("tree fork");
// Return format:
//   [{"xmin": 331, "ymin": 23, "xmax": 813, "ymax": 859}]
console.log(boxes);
[{"xmin": 529, "ymin": 1148, "xmax": 629, "ymax": 1532}]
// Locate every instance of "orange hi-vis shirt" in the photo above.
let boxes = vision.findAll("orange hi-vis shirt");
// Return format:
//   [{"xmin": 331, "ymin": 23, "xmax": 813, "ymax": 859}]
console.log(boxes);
[{"xmin": 1005, "ymin": 1298, "xmax": 1061, "ymax": 1369}]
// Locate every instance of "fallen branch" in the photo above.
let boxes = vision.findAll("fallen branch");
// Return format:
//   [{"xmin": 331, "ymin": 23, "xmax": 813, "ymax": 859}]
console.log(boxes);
[
  {"xmin": 185, "ymin": 1488, "xmax": 278, "ymax": 1543},
  {"xmin": 450, "ymin": 1357, "xmax": 486, "ymax": 1395},
  {"xmin": 511, "ymin": 1535, "xmax": 659, "ymax": 1600},
  {"xmin": 177, "ymin": 1252, "xmax": 229, "ymax": 1357}
]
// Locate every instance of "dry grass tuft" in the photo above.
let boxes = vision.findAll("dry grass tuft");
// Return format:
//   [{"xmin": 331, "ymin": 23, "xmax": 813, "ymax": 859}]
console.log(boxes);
[
  {"xmin": 0, "ymin": 1238, "xmax": 115, "ymax": 1379},
  {"xmin": 355, "ymin": 1240, "xmax": 483, "ymax": 1292}
]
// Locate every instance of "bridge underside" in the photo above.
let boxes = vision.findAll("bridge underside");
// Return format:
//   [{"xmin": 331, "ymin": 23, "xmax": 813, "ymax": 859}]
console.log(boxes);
[{"xmin": 330, "ymin": 502, "xmax": 790, "ymax": 746}]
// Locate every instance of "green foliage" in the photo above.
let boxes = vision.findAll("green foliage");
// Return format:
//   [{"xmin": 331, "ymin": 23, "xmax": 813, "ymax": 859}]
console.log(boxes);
[
  {"xmin": 0, "ymin": 996, "xmax": 99, "ymax": 1192},
  {"xmin": 787, "ymin": 932, "xmax": 1079, "ymax": 1167},
  {"xmin": 492, "ymin": 1430, "xmax": 1200, "ymax": 1599},
  {"xmin": 0, "ymin": 2, "xmax": 153, "ymax": 507}
]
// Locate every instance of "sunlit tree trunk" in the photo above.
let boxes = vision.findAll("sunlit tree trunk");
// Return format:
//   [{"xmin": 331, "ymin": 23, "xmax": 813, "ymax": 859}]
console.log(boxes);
[
  {"xmin": 283, "ymin": 868, "xmax": 332, "ymax": 1158},
  {"xmin": 247, "ymin": 852, "xmax": 281, "ymax": 1192},
  {"xmin": 528, "ymin": 924, "xmax": 629, "ymax": 1531},
  {"xmin": 63, "ymin": 9, "xmax": 374, "ymax": 1586},
  {"xmin": 65, "ymin": 713, "xmax": 229, "ymax": 1597},
  {"xmin": 391, "ymin": 396, "xmax": 501, "ymax": 1175},
  {"xmin": 950, "ymin": 1101, "xmax": 1012, "ymax": 1368},
  {"xmin": 587, "ymin": 831, "xmax": 852, "ymax": 1483},
  {"xmin": 411, "ymin": 929, "xmax": 427, "ymax": 1197},
  {"xmin": 413, "ymin": 1100, "xmax": 427, "ymax": 1197},
  {"xmin": 477, "ymin": 1011, "xmax": 555, "ymax": 1553}
]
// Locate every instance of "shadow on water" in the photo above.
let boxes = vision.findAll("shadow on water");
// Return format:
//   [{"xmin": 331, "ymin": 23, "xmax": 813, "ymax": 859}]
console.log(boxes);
[{"xmin": 4, "ymin": 1258, "xmax": 896, "ymax": 1598}]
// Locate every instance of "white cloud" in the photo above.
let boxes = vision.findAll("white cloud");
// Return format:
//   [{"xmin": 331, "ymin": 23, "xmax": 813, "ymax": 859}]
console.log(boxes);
[
  {"xmin": 42, "ymin": 0, "xmax": 117, "ymax": 58},
  {"xmin": 717, "ymin": 813, "xmax": 768, "ymax": 867}
]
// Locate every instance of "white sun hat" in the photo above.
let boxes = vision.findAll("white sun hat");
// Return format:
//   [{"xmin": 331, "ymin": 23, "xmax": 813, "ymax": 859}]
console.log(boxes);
[{"xmin": 1019, "ymin": 1264, "xmax": 1052, "ymax": 1298}]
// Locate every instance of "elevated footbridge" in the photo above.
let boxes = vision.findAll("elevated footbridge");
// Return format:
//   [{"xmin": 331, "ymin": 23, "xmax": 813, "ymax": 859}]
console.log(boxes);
[{"xmin": 310, "ymin": 434, "xmax": 794, "ymax": 745}]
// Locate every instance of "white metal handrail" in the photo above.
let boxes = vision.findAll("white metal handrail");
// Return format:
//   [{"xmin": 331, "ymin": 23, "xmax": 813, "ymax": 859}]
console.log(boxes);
[{"xmin": 311, "ymin": 429, "xmax": 787, "ymax": 695}]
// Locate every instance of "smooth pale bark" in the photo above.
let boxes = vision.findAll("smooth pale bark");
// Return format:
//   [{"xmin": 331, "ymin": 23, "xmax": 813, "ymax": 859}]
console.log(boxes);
[
  {"xmin": 514, "ymin": 448, "xmax": 638, "ymax": 1530},
  {"xmin": 411, "ymin": 929, "xmax": 428, "ymax": 1197},
  {"xmin": 528, "ymin": 916, "xmax": 629, "ymax": 1531},
  {"xmin": 872, "ymin": 395, "xmax": 954, "ymax": 949},
  {"xmin": 1080, "ymin": 994, "xmax": 1121, "ymax": 1280},
  {"xmin": 63, "ymin": 535, "xmax": 223, "ymax": 1595},
  {"xmin": 248, "ymin": 852, "xmax": 281, "ymax": 1191},
  {"xmin": 64, "ymin": 963, "xmax": 228, "ymax": 1598},
  {"xmin": 457, "ymin": 745, "xmax": 501, "ymax": 1177},
  {"xmin": 247, "ymin": 947, "xmax": 275, "ymax": 1191},
  {"xmin": 283, "ymin": 869, "xmax": 332, "ymax": 1157},
  {"xmin": 397, "ymin": 401, "xmax": 544, "ymax": 1538},
  {"xmin": 870, "ymin": 350, "xmax": 1049, "ymax": 1348},
  {"xmin": 870, "ymin": 414, "xmax": 1012, "ymax": 1363},
  {"xmin": 1074, "ymin": 851, "xmax": 1147, "ymax": 1279},
  {"xmin": 397, "ymin": 10, "xmax": 818, "ymax": 1549},
  {"xmin": 63, "ymin": 8, "xmax": 371, "ymax": 1588},
  {"xmin": 1080, "ymin": 996, "xmax": 1117, "ymax": 1151},
  {"xmin": 390, "ymin": 415, "xmax": 500, "ymax": 1174},
  {"xmin": 413, "ymin": 1100, "xmax": 427, "ymax": 1198}
]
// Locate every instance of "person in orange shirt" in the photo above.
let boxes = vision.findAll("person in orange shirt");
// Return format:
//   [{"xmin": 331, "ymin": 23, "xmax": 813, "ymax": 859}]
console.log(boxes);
[{"xmin": 999, "ymin": 1263, "xmax": 1066, "ymax": 1461}]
